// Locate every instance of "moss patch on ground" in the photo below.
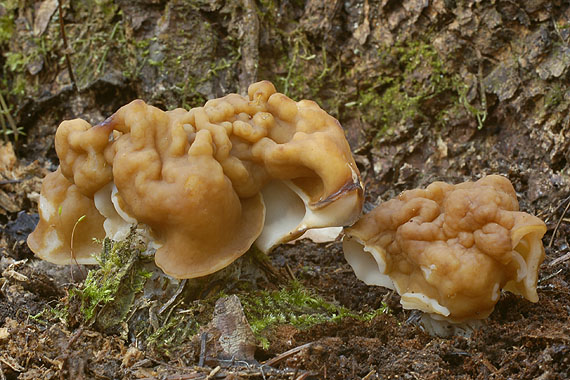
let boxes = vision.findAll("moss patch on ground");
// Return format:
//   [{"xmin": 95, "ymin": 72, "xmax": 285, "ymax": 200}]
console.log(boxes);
[
  {"xmin": 32, "ymin": 233, "xmax": 388, "ymax": 354},
  {"xmin": 240, "ymin": 281, "xmax": 389, "ymax": 349}
]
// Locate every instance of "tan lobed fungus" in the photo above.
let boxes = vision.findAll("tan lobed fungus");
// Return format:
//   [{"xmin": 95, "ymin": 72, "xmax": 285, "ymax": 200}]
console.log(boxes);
[
  {"xmin": 27, "ymin": 81, "xmax": 363, "ymax": 278},
  {"xmin": 343, "ymin": 175, "xmax": 546, "ymax": 322},
  {"xmin": 26, "ymin": 168, "xmax": 106, "ymax": 265}
]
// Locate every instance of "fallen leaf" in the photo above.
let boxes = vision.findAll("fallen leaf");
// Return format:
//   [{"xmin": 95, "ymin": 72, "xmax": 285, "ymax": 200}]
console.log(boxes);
[{"xmin": 33, "ymin": 0, "xmax": 59, "ymax": 37}]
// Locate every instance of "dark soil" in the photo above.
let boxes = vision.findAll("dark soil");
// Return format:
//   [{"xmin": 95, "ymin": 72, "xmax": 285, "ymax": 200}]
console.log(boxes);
[{"xmin": 1, "ymin": 1, "xmax": 569, "ymax": 379}]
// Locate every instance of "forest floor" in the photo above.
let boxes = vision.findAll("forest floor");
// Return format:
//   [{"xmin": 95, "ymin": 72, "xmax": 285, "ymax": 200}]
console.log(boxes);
[{"xmin": 1, "ymin": 0, "xmax": 569, "ymax": 379}]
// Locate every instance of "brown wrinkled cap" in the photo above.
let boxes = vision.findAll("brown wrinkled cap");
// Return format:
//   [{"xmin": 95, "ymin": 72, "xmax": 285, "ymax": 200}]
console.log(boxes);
[
  {"xmin": 27, "ymin": 168, "xmax": 105, "ymax": 264},
  {"xmin": 343, "ymin": 175, "xmax": 546, "ymax": 322},
  {"xmin": 104, "ymin": 101, "xmax": 265, "ymax": 278},
  {"xmin": 55, "ymin": 118, "xmax": 114, "ymax": 196},
  {"xmin": 28, "ymin": 81, "xmax": 363, "ymax": 278}
]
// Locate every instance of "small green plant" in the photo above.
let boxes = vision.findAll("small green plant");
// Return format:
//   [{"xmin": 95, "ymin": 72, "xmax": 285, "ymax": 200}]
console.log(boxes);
[
  {"xmin": 457, "ymin": 79, "xmax": 487, "ymax": 130},
  {"xmin": 30, "ymin": 303, "xmax": 70, "ymax": 325}
]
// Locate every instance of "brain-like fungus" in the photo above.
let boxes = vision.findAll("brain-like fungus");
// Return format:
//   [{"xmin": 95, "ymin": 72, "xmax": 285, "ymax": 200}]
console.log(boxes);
[
  {"xmin": 343, "ymin": 175, "xmax": 546, "ymax": 322},
  {"xmin": 27, "ymin": 81, "xmax": 363, "ymax": 278}
]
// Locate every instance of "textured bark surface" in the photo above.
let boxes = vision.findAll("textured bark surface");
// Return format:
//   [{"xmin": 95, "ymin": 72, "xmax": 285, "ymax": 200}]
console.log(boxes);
[{"xmin": 0, "ymin": 0, "xmax": 569, "ymax": 378}]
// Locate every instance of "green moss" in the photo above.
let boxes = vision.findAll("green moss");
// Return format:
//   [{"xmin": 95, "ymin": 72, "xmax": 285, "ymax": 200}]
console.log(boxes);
[
  {"xmin": 0, "ymin": 0, "xmax": 17, "ymax": 44},
  {"xmin": 30, "ymin": 304, "xmax": 69, "ymax": 326},
  {"xmin": 544, "ymin": 83, "xmax": 564, "ymax": 109},
  {"xmin": 240, "ymin": 281, "xmax": 389, "ymax": 349},
  {"xmin": 272, "ymin": 34, "xmax": 343, "ymax": 117},
  {"xmin": 356, "ymin": 41, "xmax": 447, "ymax": 136},
  {"xmin": 143, "ymin": 294, "xmax": 218, "ymax": 352},
  {"xmin": 67, "ymin": 2, "xmax": 132, "ymax": 88},
  {"xmin": 69, "ymin": 233, "xmax": 151, "ymax": 327},
  {"xmin": 456, "ymin": 77, "xmax": 487, "ymax": 129},
  {"xmin": 353, "ymin": 39, "xmax": 487, "ymax": 139},
  {"xmin": 4, "ymin": 52, "xmax": 28, "ymax": 73},
  {"xmin": 0, "ymin": 0, "xmax": 139, "ymax": 101},
  {"xmin": 145, "ymin": 312, "xmax": 197, "ymax": 351}
]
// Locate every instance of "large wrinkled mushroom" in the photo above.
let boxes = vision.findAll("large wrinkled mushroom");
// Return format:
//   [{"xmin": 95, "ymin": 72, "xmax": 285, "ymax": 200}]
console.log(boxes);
[
  {"xmin": 343, "ymin": 175, "xmax": 546, "ymax": 323},
  {"xmin": 27, "ymin": 81, "xmax": 363, "ymax": 278}
]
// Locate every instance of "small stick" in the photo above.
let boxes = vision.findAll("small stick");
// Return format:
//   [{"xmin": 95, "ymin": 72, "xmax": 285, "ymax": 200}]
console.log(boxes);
[
  {"xmin": 285, "ymin": 263, "xmax": 296, "ymax": 281},
  {"xmin": 549, "ymin": 252, "xmax": 570, "ymax": 267},
  {"xmin": 0, "ymin": 179, "xmax": 21, "ymax": 185},
  {"xmin": 548, "ymin": 197, "xmax": 570, "ymax": 248},
  {"xmin": 539, "ymin": 268, "xmax": 564, "ymax": 284},
  {"xmin": 206, "ymin": 366, "xmax": 221, "ymax": 380},
  {"xmin": 544, "ymin": 194, "xmax": 570, "ymax": 223},
  {"xmin": 263, "ymin": 342, "xmax": 313, "ymax": 367},
  {"xmin": 0, "ymin": 93, "xmax": 18, "ymax": 142},
  {"xmin": 0, "ymin": 104, "xmax": 7, "ymax": 142},
  {"xmin": 57, "ymin": 0, "xmax": 78, "ymax": 92},
  {"xmin": 198, "ymin": 332, "xmax": 208, "ymax": 367},
  {"xmin": 59, "ymin": 327, "xmax": 85, "ymax": 380},
  {"xmin": 159, "ymin": 279, "xmax": 187, "ymax": 314}
]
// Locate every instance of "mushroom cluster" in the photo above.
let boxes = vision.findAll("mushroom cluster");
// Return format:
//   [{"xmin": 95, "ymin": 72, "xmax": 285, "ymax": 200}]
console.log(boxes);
[
  {"xmin": 27, "ymin": 81, "xmax": 363, "ymax": 278},
  {"xmin": 343, "ymin": 175, "xmax": 546, "ymax": 322}
]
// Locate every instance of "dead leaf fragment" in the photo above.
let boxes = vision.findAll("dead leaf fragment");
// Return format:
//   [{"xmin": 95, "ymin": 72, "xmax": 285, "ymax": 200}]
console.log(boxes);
[
  {"xmin": 0, "ymin": 328, "xmax": 9, "ymax": 342},
  {"xmin": 122, "ymin": 346, "xmax": 143, "ymax": 368},
  {"xmin": 33, "ymin": 0, "xmax": 58, "ymax": 36},
  {"xmin": 0, "ymin": 142, "xmax": 16, "ymax": 171},
  {"xmin": 212, "ymin": 295, "xmax": 257, "ymax": 361}
]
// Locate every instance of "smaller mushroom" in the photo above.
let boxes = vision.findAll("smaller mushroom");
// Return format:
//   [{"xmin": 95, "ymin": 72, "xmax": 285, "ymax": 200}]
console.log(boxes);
[{"xmin": 343, "ymin": 175, "xmax": 547, "ymax": 325}]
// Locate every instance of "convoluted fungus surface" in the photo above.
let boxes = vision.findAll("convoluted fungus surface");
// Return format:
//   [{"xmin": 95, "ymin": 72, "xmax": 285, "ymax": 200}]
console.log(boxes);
[
  {"xmin": 343, "ymin": 175, "xmax": 547, "ymax": 322},
  {"xmin": 27, "ymin": 81, "xmax": 363, "ymax": 278},
  {"xmin": 2, "ymin": 1, "xmax": 570, "ymax": 378}
]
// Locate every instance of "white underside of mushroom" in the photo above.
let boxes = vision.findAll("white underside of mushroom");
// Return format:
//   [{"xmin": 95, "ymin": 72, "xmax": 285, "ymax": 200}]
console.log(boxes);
[
  {"xmin": 342, "ymin": 236, "xmax": 395, "ymax": 289},
  {"xmin": 343, "ymin": 235, "xmax": 452, "ymax": 317},
  {"xmin": 94, "ymin": 183, "xmax": 162, "ymax": 251},
  {"xmin": 503, "ymin": 228, "xmax": 544, "ymax": 302},
  {"xmin": 255, "ymin": 179, "xmax": 362, "ymax": 252},
  {"xmin": 400, "ymin": 293, "xmax": 450, "ymax": 316},
  {"xmin": 291, "ymin": 226, "xmax": 343, "ymax": 244},
  {"xmin": 94, "ymin": 183, "xmax": 134, "ymax": 241}
]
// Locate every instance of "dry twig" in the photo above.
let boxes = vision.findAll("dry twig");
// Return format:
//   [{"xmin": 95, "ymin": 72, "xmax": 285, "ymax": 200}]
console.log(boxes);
[
  {"xmin": 548, "ymin": 197, "xmax": 570, "ymax": 248},
  {"xmin": 0, "ymin": 93, "xmax": 18, "ymax": 142},
  {"xmin": 550, "ymin": 252, "xmax": 570, "ymax": 266},
  {"xmin": 263, "ymin": 342, "xmax": 313, "ymax": 367},
  {"xmin": 199, "ymin": 332, "xmax": 208, "ymax": 367}
]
